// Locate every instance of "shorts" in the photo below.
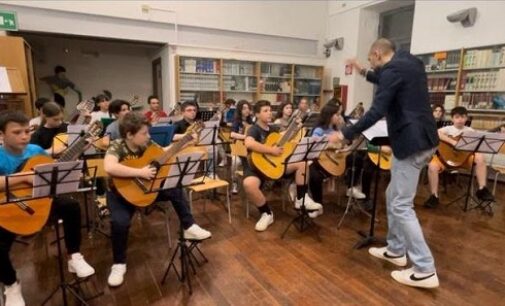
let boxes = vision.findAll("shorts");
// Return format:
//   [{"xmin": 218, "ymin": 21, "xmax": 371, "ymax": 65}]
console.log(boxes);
[{"xmin": 430, "ymin": 154, "xmax": 474, "ymax": 172}]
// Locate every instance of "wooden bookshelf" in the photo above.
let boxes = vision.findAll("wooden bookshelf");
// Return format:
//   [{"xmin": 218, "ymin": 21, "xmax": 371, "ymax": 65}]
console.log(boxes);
[{"xmin": 175, "ymin": 56, "xmax": 323, "ymax": 109}]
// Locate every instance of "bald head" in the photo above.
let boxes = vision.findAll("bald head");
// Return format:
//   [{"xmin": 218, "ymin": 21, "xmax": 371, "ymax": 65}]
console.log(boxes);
[{"xmin": 367, "ymin": 38, "xmax": 396, "ymax": 69}]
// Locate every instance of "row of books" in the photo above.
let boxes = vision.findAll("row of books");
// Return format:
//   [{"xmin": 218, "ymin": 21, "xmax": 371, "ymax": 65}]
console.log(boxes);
[
  {"xmin": 460, "ymin": 69, "xmax": 505, "ymax": 91},
  {"xmin": 260, "ymin": 63, "xmax": 292, "ymax": 78},
  {"xmin": 294, "ymin": 66, "xmax": 320, "ymax": 79},
  {"xmin": 180, "ymin": 58, "xmax": 220, "ymax": 74},
  {"xmin": 428, "ymin": 92, "xmax": 447, "ymax": 106},
  {"xmin": 460, "ymin": 92, "xmax": 496, "ymax": 109},
  {"xmin": 180, "ymin": 74, "xmax": 219, "ymax": 91},
  {"xmin": 421, "ymin": 51, "xmax": 460, "ymax": 71},
  {"xmin": 222, "ymin": 62, "xmax": 255, "ymax": 76},
  {"xmin": 223, "ymin": 75, "xmax": 257, "ymax": 92},
  {"xmin": 427, "ymin": 77, "xmax": 457, "ymax": 91},
  {"xmin": 294, "ymin": 80, "xmax": 322, "ymax": 95},
  {"xmin": 463, "ymin": 47, "xmax": 505, "ymax": 69}
]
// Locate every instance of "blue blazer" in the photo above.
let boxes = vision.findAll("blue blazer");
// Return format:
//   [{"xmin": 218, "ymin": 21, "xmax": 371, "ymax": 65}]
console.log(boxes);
[{"xmin": 342, "ymin": 50, "xmax": 439, "ymax": 160}]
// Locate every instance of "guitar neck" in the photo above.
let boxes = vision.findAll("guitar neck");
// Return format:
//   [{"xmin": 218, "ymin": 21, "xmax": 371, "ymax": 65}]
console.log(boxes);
[
  {"xmin": 155, "ymin": 133, "xmax": 193, "ymax": 165},
  {"xmin": 58, "ymin": 136, "xmax": 89, "ymax": 162},
  {"xmin": 277, "ymin": 121, "xmax": 300, "ymax": 146}
]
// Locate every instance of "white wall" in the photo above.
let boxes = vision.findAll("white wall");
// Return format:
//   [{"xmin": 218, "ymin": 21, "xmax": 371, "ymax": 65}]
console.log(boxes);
[
  {"xmin": 411, "ymin": 1, "xmax": 505, "ymax": 54},
  {"xmin": 22, "ymin": 33, "xmax": 159, "ymax": 114}
]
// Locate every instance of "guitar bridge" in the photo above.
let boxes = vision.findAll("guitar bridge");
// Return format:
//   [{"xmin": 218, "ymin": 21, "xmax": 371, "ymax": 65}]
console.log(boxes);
[{"xmin": 261, "ymin": 154, "xmax": 277, "ymax": 168}]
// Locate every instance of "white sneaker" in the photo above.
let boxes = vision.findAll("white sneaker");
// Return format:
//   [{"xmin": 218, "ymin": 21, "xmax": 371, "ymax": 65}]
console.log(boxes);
[
  {"xmin": 218, "ymin": 160, "xmax": 227, "ymax": 167},
  {"xmin": 108, "ymin": 264, "xmax": 127, "ymax": 287},
  {"xmin": 208, "ymin": 172, "xmax": 220, "ymax": 180},
  {"xmin": 4, "ymin": 281, "xmax": 25, "ymax": 306},
  {"xmin": 391, "ymin": 267, "xmax": 439, "ymax": 289},
  {"xmin": 184, "ymin": 224, "xmax": 212, "ymax": 240},
  {"xmin": 68, "ymin": 253, "xmax": 95, "ymax": 278},
  {"xmin": 369, "ymin": 247, "xmax": 407, "ymax": 267},
  {"xmin": 346, "ymin": 187, "xmax": 366, "ymax": 199},
  {"xmin": 255, "ymin": 213, "xmax": 274, "ymax": 231},
  {"xmin": 308, "ymin": 206, "xmax": 324, "ymax": 218},
  {"xmin": 288, "ymin": 183, "xmax": 296, "ymax": 202},
  {"xmin": 231, "ymin": 182, "xmax": 239, "ymax": 194},
  {"xmin": 295, "ymin": 194, "xmax": 323, "ymax": 211}
]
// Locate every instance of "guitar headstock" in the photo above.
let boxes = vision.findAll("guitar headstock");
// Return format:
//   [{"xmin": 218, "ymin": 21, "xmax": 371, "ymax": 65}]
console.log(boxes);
[
  {"xmin": 76, "ymin": 100, "xmax": 95, "ymax": 112},
  {"xmin": 86, "ymin": 120, "xmax": 103, "ymax": 138},
  {"xmin": 186, "ymin": 121, "xmax": 204, "ymax": 136}
]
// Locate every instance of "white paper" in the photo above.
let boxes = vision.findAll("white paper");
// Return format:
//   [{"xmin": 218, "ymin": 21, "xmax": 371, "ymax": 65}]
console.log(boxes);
[
  {"xmin": 198, "ymin": 121, "xmax": 223, "ymax": 145},
  {"xmin": 32, "ymin": 161, "xmax": 83, "ymax": 198},
  {"xmin": 287, "ymin": 136, "xmax": 328, "ymax": 163},
  {"xmin": 456, "ymin": 131, "xmax": 505, "ymax": 154},
  {"xmin": 162, "ymin": 152, "xmax": 205, "ymax": 189},
  {"xmin": 0, "ymin": 67, "xmax": 12, "ymax": 93},
  {"xmin": 360, "ymin": 119, "xmax": 388, "ymax": 141}
]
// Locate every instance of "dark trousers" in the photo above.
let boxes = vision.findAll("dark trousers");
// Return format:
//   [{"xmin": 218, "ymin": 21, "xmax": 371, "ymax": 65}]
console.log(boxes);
[
  {"xmin": 0, "ymin": 197, "xmax": 81, "ymax": 286},
  {"xmin": 54, "ymin": 93, "xmax": 65, "ymax": 108},
  {"xmin": 107, "ymin": 188, "xmax": 194, "ymax": 264},
  {"xmin": 309, "ymin": 162, "xmax": 328, "ymax": 205}
]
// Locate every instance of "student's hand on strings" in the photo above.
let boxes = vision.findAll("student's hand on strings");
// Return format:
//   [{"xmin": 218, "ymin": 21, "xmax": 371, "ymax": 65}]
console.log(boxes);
[
  {"xmin": 138, "ymin": 165, "xmax": 157, "ymax": 180},
  {"xmin": 270, "ymin": 146, "xmax": 283, "ymax": 156},
  {"xmin": 381, "ymin": 146, "xmax": 392, "ymax": 154}
]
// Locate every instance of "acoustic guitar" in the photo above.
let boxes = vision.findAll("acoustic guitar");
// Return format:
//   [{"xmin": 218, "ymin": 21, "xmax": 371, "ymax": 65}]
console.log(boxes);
[
  {"xmin": 231, "ymin": 123, "xmax": 251, "ymax": 158},
  {"xmin": 112, "ymin": 122, "xmax": 204, "ymax": 207},
  {"xmin": 249, "ymin": 112, "xmax": 307, "ymax": 180},
  {"xmin": 0, "ymin": 121, "xmax": 103, "ymax": 235},
  {"xmin": 69, "ymin": 100, "xmax": 94, "ymax": 125},
  {"xmin": 436, "ymin": 136, "xmax": 473, "ymax": 168},
  {"xmin": 318, "ymin": 148, "xmax": 348, "ymax": 177},
  {"xmin": 367, "ymin": 151, "xmax": 392, "ymax": 170}
]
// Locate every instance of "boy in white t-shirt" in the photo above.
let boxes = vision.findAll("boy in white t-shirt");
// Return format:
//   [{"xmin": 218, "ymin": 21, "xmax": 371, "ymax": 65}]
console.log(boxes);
[{"xmin": 424, "ymin": 106, "xmax": 494, "ymax": 208}]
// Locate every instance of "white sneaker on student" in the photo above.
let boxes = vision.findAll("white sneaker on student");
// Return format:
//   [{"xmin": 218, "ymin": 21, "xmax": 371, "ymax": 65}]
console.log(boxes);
[
  {"xmin": 369, "ymin": 247, "xmax": 407, "ymax": 267},
  {"xmin": 108, "ymin": 264, "xmax": 127, "ymax": 287},
  {"xmin": 184, "ymin": 224, "xmax": 212, "ymax": 240},
  {"xmin": 232, "ymin": 182, "xmax": 239, "ymax": 194},
  {"xmin": 218, "ymin": 160, "xmax": 227, "ymax": 167},
  {"xmin": 4, "ymin": 281, "xmax": 25, "ymax": 306},
  {"xmin": 391, "ymin": 267, "xmax": 439, "ymax": 289},
  {"xmin": 346, "ymin": 187, "xmax": 366, "ymax": 199},
  {"xmin": 295, "ymin": 194, "xmax": 323, "ymax": 211},
  {"xmin": 68, "ymin": 253, "xmax": 95, "ymax": 278},
  {"xmin": 255, "ymin": 213, "xmax": 274, "ymax": 231},
  {"xmin": 308, "ymin": 206, "xmax": 324, "ymax": 218}
]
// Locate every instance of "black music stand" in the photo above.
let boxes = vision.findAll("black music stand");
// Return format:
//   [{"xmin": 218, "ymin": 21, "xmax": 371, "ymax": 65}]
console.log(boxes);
[
  {"xmin": 156, "ymin": 151, "xmax": 210, "ymax": 295},
  {"xmin": 446, "ymin": 131, "xmax": 505, "ymax": 213},
  {"xmin": 29, "ymin": 161, "xmax": 102, "ymax": 306},
  {"xmin": 353, "ymin": 120, "xmax": 388, "ymax": 249},
  {"xmin": 281, "ymin": 136, "xmax": 328, "ymax": 239}
]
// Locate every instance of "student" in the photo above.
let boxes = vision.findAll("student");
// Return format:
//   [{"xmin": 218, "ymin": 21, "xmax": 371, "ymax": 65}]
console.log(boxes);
[
  {"xmin": 144, "ymin": 95, "xmax": 168, "ymax": 124},
  {"xmin": 243, "ymin": 100, "xmax": 322, "ymax": 231},
  {"xmin": 105, "ymin": 99, "xmax": 131, "ymax": 141},
  {"xmin": 432, "ymin": 104, "xmax": 446, "ymax": 128},
  {"xmin": 297, "ymin": 97, "xmax": 310, "ymax": 115},
  {"xmin": 30, "ymin": 101, "xmax": 68, "ymax": 156},
  {"xmin": 29, "ymin": 97, "xmax": 50, "ymax": 131},
  {"xmin": 230, "ymin": 100, "xmax": 254, "ymax": 194},
  {"xmin": 273, "ymin": 102, "xmax": 293, "ymax": 131},
  {"xmin": 90, "ymin": 94, "xmax": 111, "ymax": 123},
  {"xmin": 0, "ymin": 111, "xmax": 95, "ymax": 306},
  {"xmin": 424, "ymin": 106, "xmax": 494, "ymax": 208},
  {"xmin": 103, "ymin": 111, "xmax": 211, "ymax": 287},
  {"xmin": 40, "ymin": 65, "xmax": 82, "ymax": 108}
]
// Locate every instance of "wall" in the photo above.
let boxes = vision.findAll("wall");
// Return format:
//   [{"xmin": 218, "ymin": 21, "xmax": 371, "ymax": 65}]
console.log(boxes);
[
  {"xmin": 21, "ymin": 33, "xmax": 160, "ymax": 114},
  {"xmin": 411, "ymin": 1, "xmax": 505, "ymax": 54}
]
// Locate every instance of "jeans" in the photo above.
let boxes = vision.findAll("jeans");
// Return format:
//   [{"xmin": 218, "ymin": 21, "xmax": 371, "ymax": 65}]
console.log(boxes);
[
  {"xmin": 107, "ymin": 188, "xmax": 195, "ymax": 264},
  {"xmin": 0, "ymin": 197, "xmax": 82, "ymax": 285},
  {"xmin": 386, "ymin": 148, "xmax": 436, "ymax": 273}
]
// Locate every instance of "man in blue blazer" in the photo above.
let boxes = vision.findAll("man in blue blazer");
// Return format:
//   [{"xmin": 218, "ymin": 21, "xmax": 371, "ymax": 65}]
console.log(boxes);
[{"xmin": 338, "ymin": 38, "xmax": 439, "ymax": 289}]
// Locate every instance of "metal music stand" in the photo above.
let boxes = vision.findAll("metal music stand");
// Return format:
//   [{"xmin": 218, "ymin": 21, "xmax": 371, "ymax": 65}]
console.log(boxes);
[
  {"xmin": 197, "ymin": 120, "xmax": 226, "ymax": 180},
  {"xmin": 281, "ymin": 136, "xmax": 328, "ymax": 239}
]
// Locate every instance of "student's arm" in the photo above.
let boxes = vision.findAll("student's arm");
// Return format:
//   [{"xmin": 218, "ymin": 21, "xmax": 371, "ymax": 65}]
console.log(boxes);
[
  {"xmin": 437, "ymin": 128, "xmax": 458, "ymax": 146},
  {"xmin": 103, "ymin": 154, "xmax": 156, "ymax": 179},
  {"xmin": 0, "ymin": 174, "xmax": 33, "ymax": 192},
  {"xmin": 172, "ymin": 133, "xmax": 185, "ymax": 141},
  {"xmin": 231, "ymin": 132, "xmax": 246, "ymax": 140},
  {"xmin": 244, "ymin": 136, "xmax": 282, "ymax": 156}
]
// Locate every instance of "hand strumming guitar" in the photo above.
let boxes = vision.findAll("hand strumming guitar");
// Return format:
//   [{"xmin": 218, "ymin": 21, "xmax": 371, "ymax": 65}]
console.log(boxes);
[
  {"xmin": 137, "ymin": 165, "xmax": 157, "ymax": 180},
  {"xmin": 270, "ymin": 146, "xmax": 284, "ymax": 156}
]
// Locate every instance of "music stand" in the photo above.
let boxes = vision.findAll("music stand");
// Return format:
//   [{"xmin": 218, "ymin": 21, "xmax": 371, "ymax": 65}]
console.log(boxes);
[
  {"xmin": 31, "ymin": 161, "xmax": 102, "ymax": 306},
  {"xmin": 197, "ymin": 120, "xmax": 224, "ymax": 180},
  {"xmin": 281, "ymin": 136, "xmax": 328, "ymax": 239},
  {"xmin": 157, "ymin": 151, "xmax": 210, "ymax": 295},
  {"xmin": 354, "ymin": 120, "xmax": 388, "ymax": 249},
  {"xmin": 447, "ymin": 131, "xmax": 505, "ymax": 213}
]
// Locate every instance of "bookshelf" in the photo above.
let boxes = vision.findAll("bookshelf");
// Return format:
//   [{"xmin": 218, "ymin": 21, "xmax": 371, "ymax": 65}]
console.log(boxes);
[
  {"xmin": 175, "ymin": 56, "xmax": 324, "ymax": 109},
  {"xmin": 417, "ymin": 44, "xmax": 505, "ymax": 130}
]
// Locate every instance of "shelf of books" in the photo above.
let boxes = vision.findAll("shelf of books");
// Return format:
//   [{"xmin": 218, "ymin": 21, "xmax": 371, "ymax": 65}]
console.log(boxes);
[
  {"xmin": 418, "ymin": 44, "xmax": 505, "ymax": 130},
  {"xmin": 176, "ymin": 56, "xmax": 323, "ymax": 110}
]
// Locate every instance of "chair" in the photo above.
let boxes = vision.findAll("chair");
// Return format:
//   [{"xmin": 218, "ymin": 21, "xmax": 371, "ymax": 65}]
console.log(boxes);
[
  {"xmin": 187, "ymin": 177, "xmax": 232, "ymax": 224},
  {"xmin": 490, "ymin": 144, "xmax": 505, "ymax": 196}
]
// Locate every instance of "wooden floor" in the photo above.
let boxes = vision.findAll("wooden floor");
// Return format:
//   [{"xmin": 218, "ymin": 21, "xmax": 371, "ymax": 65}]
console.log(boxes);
[{"xmin": 10, "ymin": 173, "xmax": 505, "ymax": 306}]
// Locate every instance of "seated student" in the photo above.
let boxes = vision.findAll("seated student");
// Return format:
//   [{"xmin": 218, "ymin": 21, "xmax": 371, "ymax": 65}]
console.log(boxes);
[
  {"xmin": 144, "ymin": 95, "xmax": 168, "ymax": 124},
  {"xmin": 424, "ymin": 106, "xmax": 495, "ymax": 208},
  {"xmin": 297, "ymin": 97, "xmax": 310, "ymax": 115},
  {"xmin": 29, "ymin": 97, "xmax": 50, "ymax": 131},
  {"xmin": 103, "ymin": 111, "xmax": 211, "ymax": 287},
  {"xmin": 90, "ymin": 94, "xmax": 111, "ymax": 123},
  {"xmin": 230, "ymin": 100, "xmax": 254, "ymax": 194},
  {"xmin": 105, "ymin": 99, "xmax": 131, "ymax": 141},
  {"xmin": 243, "ymin": 100, "xmax": 322, "ymax": 231},
  {"xmin": 0, "ymin": 111, "xmax": 95, "ymax": 306},
  {"xmin": 273, "ymin": 102, "xmax": 293, "ymax": 132},
  {"xmin": 30, "ymin": 101, "xmax": 68, "ymax": 156},
  {"xmin": 432, "ymin": 104, "xmax": 446, "ymax": 128}
]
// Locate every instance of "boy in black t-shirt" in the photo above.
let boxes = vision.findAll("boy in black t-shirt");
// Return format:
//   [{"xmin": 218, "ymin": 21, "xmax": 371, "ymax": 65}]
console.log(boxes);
[
  {"xmin": 243, "ymin": 100, "xmax": 322, "ymax": 232},
  {"xmin": 30, "ymin": 101, "xmax": 68, "ymax": 156}
]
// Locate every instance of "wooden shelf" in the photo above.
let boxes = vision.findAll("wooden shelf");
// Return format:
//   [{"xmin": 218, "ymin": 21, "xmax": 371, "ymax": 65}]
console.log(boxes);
[
  {"xmin": 428, "ymin": 90, "xmax": 456, "ymax": 93},
  {"xmin": 180, "ymin": 71, "xmax": 220, "ymax": 75},
  {"xmin": 425, "ymin": 68, "xmax": 459, "ymax": 73},
  {"xmin": 466, "ymin": 109, "xmax": 505, "ymax": 114},
  {"xmin": 224, "ymin": 90, "xmax": 257, "ymax": 93},
  {"xmin": 260, "ymin": 91, "xmax": 291, "ymax": 94},
  {"xmin": 462, "ymin": 65, "xmax": 505, "ymax": 71},
  {"xmin": 294, "ymin": 94, "xmax": 321, "ymax": 97},
  {"xmin": 260, "ymin": 75, "xmax": 292, "ymax": 79},
  {"xmin": 180, "ymin": 89, "xmax": 220, "ymax": 92},
  {"xmin": 294, "ymin": 77, "xmax": 322, "ymax": 80},
  {"xmin": 460, "ymin": 90, "xmax": 505, "ymax": 93},
  {"xmin": 223, "ymin": 74, "xmax": 256, "ymax": 77}
]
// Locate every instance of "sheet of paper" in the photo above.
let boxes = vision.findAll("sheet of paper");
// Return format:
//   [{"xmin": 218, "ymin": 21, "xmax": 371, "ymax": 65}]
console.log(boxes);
[
  {"xmin": 287, "ymin": 136, "xmax": 328, "ymax": 163},
  {"xmin": 32, "ymin": 161, "xmax": 83, "ymax": 198},
  {"xmin": 162, "ymin": 152, "xmax": 205, "ymax": 189},
  {"xmin": 198, "ymin": 121, "xmax": 222, "ymax": 145},
  {"xmin": 456, "ymin": 131, "xmax": 505, "ymax": 153},
  {"xmin": 0, "ymin": 67, "xmax": 12, "ymax": 93}
]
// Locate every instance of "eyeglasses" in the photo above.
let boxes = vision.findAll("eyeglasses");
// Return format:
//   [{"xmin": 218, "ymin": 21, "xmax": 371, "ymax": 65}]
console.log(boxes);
[{"xmin": 185, "ymin": 109, "xmax": 197, "ymax": 112}]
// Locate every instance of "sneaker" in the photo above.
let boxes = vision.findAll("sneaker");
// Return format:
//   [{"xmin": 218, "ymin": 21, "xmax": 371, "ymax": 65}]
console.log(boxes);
[
  {"xmin": 476, "ymin": 187, "xmax": 494, "ymax": 202},
  {"xmin": 108, "ymin": 264, "xmax": 127, "ymax": 287},
  {"xmin": 255, "ymin": 212, "xmax": 274, "ymax": 231},
  {"xmin": 423, "ymin": 195, "xmax": 439, "ymax": 209},
  {"xmin": 346, "ymin": 187, "xmax": 366, "ymax": 199},
  {"xmin": 4, "ymin": 281, "xmax": 25, "ymax": 306},
  {"xmin": 68, "ymin": 253, "xmax": 95, "ymax": 278},
  {"xmin": 288, "ymin": 183, "xmax": 297, "ymax": 202},
  {"xmin": 184, "ymin": 224, "xmax": 212, "ymax": 240},
  {"xmin": 218, "ymin": 160, "xmax": 227, "ymax": 167},
  {"xmin": 232, "ymin": 182, "xmax": 239, "ymax": 194},
  {"xmin": 369, "ymin": 247, "xmax": 407, "ymax": 267},
  {"xmin": 308, "ymin": 206, "xmax": 324, "ymax": 218},
  {"xmin": 391, "ymin": 267, "xmax": 439, "ymax": 289},
  {"xmin": 295, "ymin": 194, "xmax": 323, "ymax": 211}
]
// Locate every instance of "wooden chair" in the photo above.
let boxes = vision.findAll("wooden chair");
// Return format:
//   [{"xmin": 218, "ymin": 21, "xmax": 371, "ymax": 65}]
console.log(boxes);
[
  {"xmin": 187, "ymin": 177, "xmax": 232, "ymax": 224},
  {"xmin": 490, "ymin": 144, "xmax": 505, "ymax": 196}
]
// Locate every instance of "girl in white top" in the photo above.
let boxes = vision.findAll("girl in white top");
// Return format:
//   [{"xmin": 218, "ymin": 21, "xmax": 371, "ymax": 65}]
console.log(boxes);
[{"xmin": 90, "ymin": 94, "xmax": 111, "ymax": 123}]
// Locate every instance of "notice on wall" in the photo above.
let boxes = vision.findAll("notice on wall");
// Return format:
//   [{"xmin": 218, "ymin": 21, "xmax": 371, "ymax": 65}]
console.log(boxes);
[{"xmin": 0, "ymin": 66, "xmax": 13, "ymax": 93}]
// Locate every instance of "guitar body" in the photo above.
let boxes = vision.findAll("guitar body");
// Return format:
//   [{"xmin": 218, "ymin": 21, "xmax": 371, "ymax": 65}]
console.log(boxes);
[
  {"xmin": 112, "ymin": 144, "xmax": 168, "ymax": 207},
  {"xmin": 368, "ymin": 151, "xmax": 392, "ymax": 170},
  {"xmin": 51, "ymin": 133, "xmax": 68, "ymax": 155},
  {"xmin": 219, "ymin": 126, "xmax": 232, "ymax": 143},
  {"xmin": 249, "ymin": 132, "xmax": 296, "ymax": 180},
  {"xmin": 317, "ymin": 150, "xmax": 347, "ymax": 177},
  {"xmin": 436, "ymin": 138, "xmax": 473, "ymax": 168},
  {"xmin": 0, "ymin": 154, "xmax": 54, "ymax": 235}
]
